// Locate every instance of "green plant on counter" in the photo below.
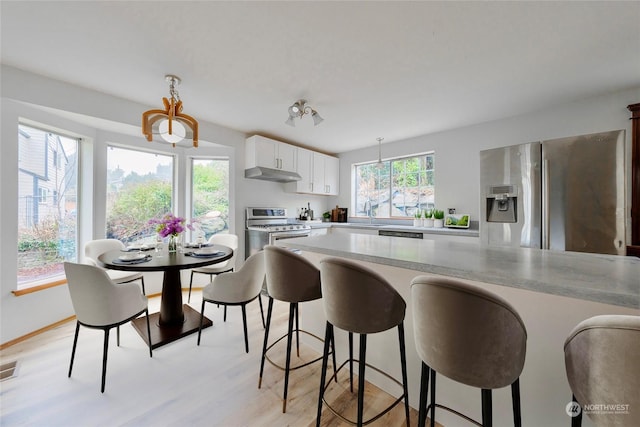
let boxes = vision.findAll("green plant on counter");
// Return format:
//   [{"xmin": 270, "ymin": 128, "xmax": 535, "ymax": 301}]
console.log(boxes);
[
  {"xmin": 322, "ymin": 211, "xmax": 331, "ymax": 219},
  {"xmin": 414, "ymin": 209, "xmax": 422, "ymax": 219},
  {"xmin": 423, "ymin": 209, "xmax": 432, "ymax": 219},
  {"xmin": 433, "ymin": 209, "xmax": 445, "ymax": 220}
]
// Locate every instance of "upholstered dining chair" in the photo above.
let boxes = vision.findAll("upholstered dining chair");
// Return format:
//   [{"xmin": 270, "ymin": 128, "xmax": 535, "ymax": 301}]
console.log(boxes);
[
  {"xmin": 84, "ymin": 238, "xmax": 146, "ymax": 294},
  {"xmin": 188, "ymin": 233, "xmax": 238, "ymax": 303},
  {"xmin": 197, "ymin": 251, "xmax": 266, "ymax": 353},
  {"xmin": 564, "ymin": 315, "xmax": 640, "ymax": 427},
  {"xmin": 64, "ymin": 262, "xmax": 152, "ymax": 393},
  {"xmin": 411, "ymin": 276, "xmax": 527, "ymax": 427}
]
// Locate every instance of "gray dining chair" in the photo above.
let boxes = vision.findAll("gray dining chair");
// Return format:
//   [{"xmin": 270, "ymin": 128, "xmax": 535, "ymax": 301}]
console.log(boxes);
[
  {"xmin": 84, "ymin": 238, "xmax": 146, "ymax": 294},
  {"xmin": 64, "ymin": 262, "xmax": 152, "ymax": 393}
]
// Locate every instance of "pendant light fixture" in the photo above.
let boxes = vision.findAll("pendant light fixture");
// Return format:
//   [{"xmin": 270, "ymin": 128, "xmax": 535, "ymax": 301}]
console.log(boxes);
[
  {"xmin": 285, "ymin": 99, "xmax": 324, "ymax": 127},
  {"xmin": 376, "ymin": 137, "xmax": 384, "ymax": 168},
  {"xmin": 142, "ymin": 75, "xmax": 198, "ymax": 147}
]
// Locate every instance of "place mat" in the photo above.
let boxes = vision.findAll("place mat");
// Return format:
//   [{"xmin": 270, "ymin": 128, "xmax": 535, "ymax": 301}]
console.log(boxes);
[
  {"xmin": 185, "ymin": 251, "xmax": 225, "ymax": 258},
  {"xmin": 112, "ymin": 255, "xmax": 152, "ymax": 265}
]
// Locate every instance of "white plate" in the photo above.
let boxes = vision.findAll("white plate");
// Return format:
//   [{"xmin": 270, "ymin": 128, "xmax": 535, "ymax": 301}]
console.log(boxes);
[{"xmin": 118, "ymin": 253, "xmax": 147, "ymax": 261}]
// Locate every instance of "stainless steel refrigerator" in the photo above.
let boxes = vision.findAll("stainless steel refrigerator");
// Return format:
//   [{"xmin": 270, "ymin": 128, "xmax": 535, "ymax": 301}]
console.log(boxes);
[{"xmin": 480, "ymin": 130, "xmax": 625, "ymax": 255}]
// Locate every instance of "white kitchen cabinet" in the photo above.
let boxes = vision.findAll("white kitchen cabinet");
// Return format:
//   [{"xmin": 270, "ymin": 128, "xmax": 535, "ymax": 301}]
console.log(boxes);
[
  {"xmin": 246, "ymin": 135, "xmax": 297, "ymax": 172},
  {"xmin": 287, "ymin": 151, "xmax": 339, "ymax": 195},
  {"xmin": 289, "ymin": 147, "xmax": 314, "ymax": 193},
  {"xmin": 323, "ymin": 154, "xmax": 339, "ymax": 195},
  {"xmin": 313, "ymin": 153, "xmax": 339, "ymax": 195}
]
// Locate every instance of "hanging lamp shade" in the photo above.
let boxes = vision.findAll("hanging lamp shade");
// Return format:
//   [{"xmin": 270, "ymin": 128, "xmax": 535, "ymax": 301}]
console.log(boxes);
[{"xmin": 142, "ymin": 75, "xmax": 198, "ymax": 148}]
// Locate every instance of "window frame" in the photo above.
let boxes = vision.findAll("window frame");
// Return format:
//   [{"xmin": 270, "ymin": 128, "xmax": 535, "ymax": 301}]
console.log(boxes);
[
  {"xmin": 16, "ymin": 123, "xmax": 80, "ymax": 291},
  {"xmin": 352, "ymin": 151, "xmax": 435, "ymax": 220}
]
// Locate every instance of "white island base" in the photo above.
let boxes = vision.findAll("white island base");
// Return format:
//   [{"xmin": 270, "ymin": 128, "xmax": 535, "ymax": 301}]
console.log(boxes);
[{"xmin": 295, "ymin": 251, "xmax": 637, "ymax": 427}]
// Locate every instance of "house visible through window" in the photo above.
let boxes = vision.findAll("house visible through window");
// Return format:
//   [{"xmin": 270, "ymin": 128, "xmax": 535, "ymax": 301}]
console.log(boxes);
[
  {"xmin": 17, "ymin": 124, "xmax": 79, "ymax": 290},
  {"xmin": 353, "ymin": 152, "xmax": 435, "ymax": 219}
]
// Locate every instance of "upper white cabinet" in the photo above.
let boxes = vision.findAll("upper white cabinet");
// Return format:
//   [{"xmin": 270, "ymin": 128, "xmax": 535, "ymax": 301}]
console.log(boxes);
[
  {"xmin": 322, "ymin": 153, "xmax": 339, "ymax": 195},
  {"xmin": 287, "ymin": 150, "xmax": 339, "ymax": 195},
  {"xmin": 312, "ymin": 152, "xmax": 339, "ymax": 195},
  {"xmin": 246, "ymin": 135, "xmax": 297, "ymax": 172},
  {"xmin": 247, "ymin": 134, "xmax": 339, "ymax": 195},
  {"xmin": 290, "ymin": 147, "xmax": 314, "ymax": 193}
]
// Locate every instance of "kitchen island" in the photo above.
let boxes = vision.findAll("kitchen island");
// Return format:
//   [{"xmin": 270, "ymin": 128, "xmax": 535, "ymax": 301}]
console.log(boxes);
[{"xmin": 278, "ymin": 233, "xmax": 639, "ymax": 427}]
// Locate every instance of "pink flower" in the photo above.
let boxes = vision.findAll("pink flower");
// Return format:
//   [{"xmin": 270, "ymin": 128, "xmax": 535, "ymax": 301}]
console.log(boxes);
[{"xmin": 148, "ymin": 214, "xmax": 195, "ymax": 238}]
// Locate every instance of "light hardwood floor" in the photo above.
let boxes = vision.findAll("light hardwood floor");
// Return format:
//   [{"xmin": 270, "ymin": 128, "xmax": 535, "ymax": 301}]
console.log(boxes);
[{"xmin": 1, "ymin": 291, "xmax": 430, "ymax": 427}]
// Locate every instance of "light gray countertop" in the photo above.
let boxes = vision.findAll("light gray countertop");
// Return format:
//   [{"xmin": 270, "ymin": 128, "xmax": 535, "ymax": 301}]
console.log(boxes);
[{"xmin": 279, "ymin": 233, "xmax": 640, "ymax": 309}]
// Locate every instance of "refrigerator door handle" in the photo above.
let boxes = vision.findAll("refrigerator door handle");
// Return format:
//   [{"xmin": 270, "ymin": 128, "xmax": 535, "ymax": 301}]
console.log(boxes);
[{"xmin": 542, "ymin": 158, "xmax": 550, "ymax": 250}]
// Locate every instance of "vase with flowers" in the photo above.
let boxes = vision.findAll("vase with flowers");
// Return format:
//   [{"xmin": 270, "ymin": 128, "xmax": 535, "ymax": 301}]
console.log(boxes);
[{"xmin": 148, "ymin": 213, "xmax": 194, "ymax": 253}]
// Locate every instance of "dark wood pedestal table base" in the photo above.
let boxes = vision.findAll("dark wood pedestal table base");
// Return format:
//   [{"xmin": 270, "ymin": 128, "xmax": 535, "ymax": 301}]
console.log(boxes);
[{"xmin": 98, "ymin": 245, "xmax": 233, "ymax": 349}]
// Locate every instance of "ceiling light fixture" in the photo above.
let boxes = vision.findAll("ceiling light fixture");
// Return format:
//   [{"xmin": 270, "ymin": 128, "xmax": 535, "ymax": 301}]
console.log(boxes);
[
  {"xmin": 142, "ymin": 75, "xmax": 198, "ymax": 147},
  {"xmin": 376, "ymin": 137, "xmax": 384, "ymax": 168},
  {"xmin": 285, "ymin": 99, "xmax": 324, "ymax": 127}
]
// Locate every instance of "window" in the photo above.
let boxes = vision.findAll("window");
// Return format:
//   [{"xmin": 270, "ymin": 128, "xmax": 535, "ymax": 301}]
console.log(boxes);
[
  {"xmin": 354, "ymin": 152, "xmax": 434, "ymax": 218},
  {"xmin": 191, "ymin": 158, "xmax": 230, "ymax": 239},
  {"xmin": 106, "ymin": 146, "xmax": 174, "ymax": 244},
  {"xmin": 17, "ymin": 124, "xmax": 79, "ymax": 290},
  {"xmin": 38, "ymin": 187, "xmax": 48, "ymax": 204}
]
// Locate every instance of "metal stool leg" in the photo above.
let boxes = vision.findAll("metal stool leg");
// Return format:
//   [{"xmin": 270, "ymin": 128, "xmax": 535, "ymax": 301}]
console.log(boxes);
[
  {"xmin": 512, "ymin": 379, "xmax": 521, "ymax": 427},
  {"xmin": 418, "ymin": 362, "xmax": 430, "ymax": 427},
  {"xmin": 282, "ymin": 302, "xmax": 296, "ymax": 413},
  {"xmin": 481, "ymin": 389, "xmax": 492, "ymax": 427},
  {"xmin": 316, "ymin": 321, "xmax": 334, "ymax": 427},
  {"xmin": 258, "ymin": 297, "xmax": 274, "ymax": 388},
  {"xmin": 356, "ymin": 334, "xmax": 367, "ymax": 427}
]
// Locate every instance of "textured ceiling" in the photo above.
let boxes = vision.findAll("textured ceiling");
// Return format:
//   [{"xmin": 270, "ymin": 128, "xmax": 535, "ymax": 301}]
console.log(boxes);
[{"xmin": 2, "ymin": 1, "xmax": 639, "ymax": 153}]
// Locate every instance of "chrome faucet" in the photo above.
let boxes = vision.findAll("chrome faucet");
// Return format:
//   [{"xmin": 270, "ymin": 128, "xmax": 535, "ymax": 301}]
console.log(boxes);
[{"xmin": 363, "ymin": 200, "xmax": 373, "ymax": 224}]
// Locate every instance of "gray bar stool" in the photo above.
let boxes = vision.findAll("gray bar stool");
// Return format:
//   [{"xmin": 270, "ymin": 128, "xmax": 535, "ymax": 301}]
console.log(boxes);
[
  {"xmin": 564, "ymin": 315, "xmax": 640, "ymax": 427},
  {"xmin": 259, "ymin": 245, "xmax": 336, "ymax": 413},
  {"xmin": 410, "ymin": 276, "xmax": 527, "ymax": 427},
  {"xmin": 317, "ymin": 257, "xmax": 410, "ymax": 427}
]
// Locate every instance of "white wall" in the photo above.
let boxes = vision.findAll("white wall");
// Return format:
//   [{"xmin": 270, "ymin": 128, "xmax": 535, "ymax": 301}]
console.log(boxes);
[
  {"xmin": 1, "ymin": 64, "xmax": 638, "ymax": 344},
  {"xmin": 337, "ymin": 87, "xmax": 640, "ymax": 228}
]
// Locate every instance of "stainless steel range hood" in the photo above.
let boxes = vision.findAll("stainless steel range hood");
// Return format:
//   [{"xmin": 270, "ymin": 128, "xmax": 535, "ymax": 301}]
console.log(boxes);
[{"xmin": 244, "ymin": 166, "xmax": 302, "ymax": 183}]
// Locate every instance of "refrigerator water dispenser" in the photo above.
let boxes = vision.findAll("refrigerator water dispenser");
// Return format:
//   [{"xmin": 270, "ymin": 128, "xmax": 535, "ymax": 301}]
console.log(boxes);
[{"xmin": 486, "ymin": 185, "xmax": 517, "ymax": 223}]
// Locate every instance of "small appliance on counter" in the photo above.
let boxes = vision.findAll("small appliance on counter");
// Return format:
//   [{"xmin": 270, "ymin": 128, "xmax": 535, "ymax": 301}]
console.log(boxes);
[
  {"xmin": 298, "ymin": 203, "xmax": 313, "ymax": 221},
  {"xmin": 331, "ymin": 206, "xmax": 348, "ymax": 222}
]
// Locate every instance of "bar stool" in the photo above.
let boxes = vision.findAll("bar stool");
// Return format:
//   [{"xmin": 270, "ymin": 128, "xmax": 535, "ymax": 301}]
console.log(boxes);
[
  {"xmin": 410, "ymin": 276, "xmax": 527, "ymax": 427},
  {"xmin": 259, "ymin": 245, "xmax": 336, "ymax": 413},
  {"xmin": 564, "ymin": 315, "xmax": 640, "ymax": 427},
  {"xmin": 317, "ymin": 257, "xmax": 410, "ymax": 427}
]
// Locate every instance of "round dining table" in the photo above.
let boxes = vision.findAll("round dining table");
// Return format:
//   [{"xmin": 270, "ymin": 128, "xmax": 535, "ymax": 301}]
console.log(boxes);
[{"xmin": 98, "ymin": 245, "xmax": 233, "ymax": 349}]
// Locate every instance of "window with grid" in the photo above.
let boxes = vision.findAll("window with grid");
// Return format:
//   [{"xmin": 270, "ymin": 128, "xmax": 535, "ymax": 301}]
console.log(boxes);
[{"xmin": 353, "ymin": 152, "xmax": 434, "ymax": 219}]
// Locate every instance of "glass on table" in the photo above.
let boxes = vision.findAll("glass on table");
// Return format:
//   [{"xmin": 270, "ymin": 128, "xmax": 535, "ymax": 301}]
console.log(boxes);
[
  {"xmin": 155, "ymin": 235, "xmax": 164, "ymax": 257},
  {"xmin": 196, "ymin": 232, "xmax": 205, "ymax": 249}
]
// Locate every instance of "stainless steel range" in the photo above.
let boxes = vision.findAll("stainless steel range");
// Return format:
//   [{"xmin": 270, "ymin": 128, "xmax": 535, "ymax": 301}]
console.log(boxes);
[{"xmin": 245, "ymin": 207, "xmax": 311, "ymax": 258}]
